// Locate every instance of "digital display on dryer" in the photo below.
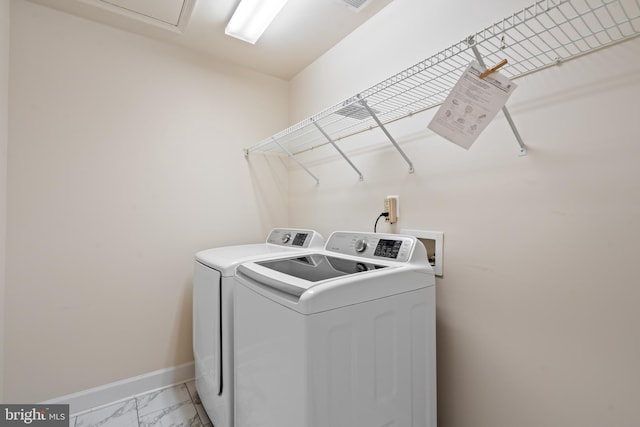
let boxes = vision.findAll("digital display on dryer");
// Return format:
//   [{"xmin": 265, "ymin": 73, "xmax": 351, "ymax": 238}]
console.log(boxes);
[
  {"xmin": 292, "ymin": 233, "xmax": 308, "ymax": 246},
  {"xmin": 374, "ymin": 239, "xmax": 403, "ymax": 259}
]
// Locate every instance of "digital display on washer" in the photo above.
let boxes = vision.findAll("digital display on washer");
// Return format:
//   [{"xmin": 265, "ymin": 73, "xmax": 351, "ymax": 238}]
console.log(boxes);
[
  {"xmin": 374, "ymin": 239, "xmax": 403, "ymax": 259},
  {"xmin": 292, "ymin": 233, "xmax": 308, "ymax": 247},
  {"xmin": 256, "ymin": 255, "xmax": 387, "ymax": 282}
]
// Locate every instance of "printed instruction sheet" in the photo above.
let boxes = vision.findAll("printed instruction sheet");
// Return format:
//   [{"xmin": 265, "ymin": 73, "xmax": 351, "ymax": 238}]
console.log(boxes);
[{"xmin": 428, "ymin": 61, "xmax": 517, "ymax": 149}]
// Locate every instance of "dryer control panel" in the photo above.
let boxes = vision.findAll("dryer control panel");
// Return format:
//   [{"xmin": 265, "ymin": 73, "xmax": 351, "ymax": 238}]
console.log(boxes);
[
  {"xmin": 266, "ymin": 228, "xmax": 324, "ymax": 249},
  {"xmin": 325, "ymin": 231, "xmax": 419, "ymax": 263}
]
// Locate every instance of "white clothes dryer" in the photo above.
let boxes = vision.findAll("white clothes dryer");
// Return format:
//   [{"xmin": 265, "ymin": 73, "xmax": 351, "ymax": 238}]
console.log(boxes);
[
  {"xmin": 234, "ymin": 231, "xmax": 436, "ymax": 427},
  {"xmin": 193, "ymin": 228, "xmax": 324, "ymax": 427}
]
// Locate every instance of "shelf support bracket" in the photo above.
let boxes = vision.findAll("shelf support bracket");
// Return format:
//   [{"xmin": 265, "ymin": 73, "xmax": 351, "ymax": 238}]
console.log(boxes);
[
  {"xmin": 358, "ymin": 96, "xmax": 415, "ymax": 173},
  {"xmin": 467, "ymin": 38, "xmax": 527, "ymax": 157},
  {"xmin": 272, "ymin": 138, "xmax": 319, "ymax": 185},
  {"xmin": 312, "ymin": 119, "xmax": 364, "ymax": 181}
]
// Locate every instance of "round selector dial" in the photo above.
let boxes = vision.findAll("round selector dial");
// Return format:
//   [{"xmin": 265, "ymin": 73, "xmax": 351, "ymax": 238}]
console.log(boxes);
[
  {"xmin": 281, "ymin": 233, "xmax": 292, "ymax": 244},
  {"xmin": 354, "ymin": 239, "xmax": 368, "ymax": 253}
]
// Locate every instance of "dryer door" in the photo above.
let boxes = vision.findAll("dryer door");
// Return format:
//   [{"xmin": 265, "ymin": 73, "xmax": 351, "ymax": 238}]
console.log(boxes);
[{"xmin": 193, "ymin": 261, "xmax": 222, "ymax": 399}]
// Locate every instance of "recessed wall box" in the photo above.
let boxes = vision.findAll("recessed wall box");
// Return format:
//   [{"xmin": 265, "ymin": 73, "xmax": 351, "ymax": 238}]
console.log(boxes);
[{"xmin": 400, "ymin": 229, "xmax": 443, "ymax": 277}]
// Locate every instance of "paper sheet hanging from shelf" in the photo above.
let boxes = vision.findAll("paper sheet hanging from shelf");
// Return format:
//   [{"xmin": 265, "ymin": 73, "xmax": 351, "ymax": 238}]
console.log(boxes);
[{"xmin": 427, "ymin": 61, "xmax": 518, "ymax": 150}]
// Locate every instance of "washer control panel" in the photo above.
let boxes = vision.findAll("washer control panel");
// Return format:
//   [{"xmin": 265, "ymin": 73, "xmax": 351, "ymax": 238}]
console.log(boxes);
[
  {"xmin": 374, "ymin": 238, "xmax": 404, "ymax": 259},
  {"xmin": 325, "ymin": 232, "xmax": 416, "ymax": 263}
]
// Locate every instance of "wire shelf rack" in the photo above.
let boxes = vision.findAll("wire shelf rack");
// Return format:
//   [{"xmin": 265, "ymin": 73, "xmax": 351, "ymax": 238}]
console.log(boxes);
[{"xmin": 244, "ymin": 0, "xmax": 640, "ymax": 181}]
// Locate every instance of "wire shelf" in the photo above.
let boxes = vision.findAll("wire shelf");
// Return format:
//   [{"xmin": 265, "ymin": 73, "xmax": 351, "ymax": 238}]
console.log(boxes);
[{"xmin": 245, "ymin": 0, "xmax": 640, "ymax": 171}]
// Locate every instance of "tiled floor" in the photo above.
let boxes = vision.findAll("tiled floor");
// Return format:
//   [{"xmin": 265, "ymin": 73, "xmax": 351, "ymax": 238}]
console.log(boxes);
[{"xmin": 70, "ymin": 381, "xmax": 212, "ymax": 427}]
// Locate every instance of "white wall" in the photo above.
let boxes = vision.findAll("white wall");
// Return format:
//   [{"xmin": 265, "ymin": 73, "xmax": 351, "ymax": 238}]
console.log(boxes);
[
  {"xmin": 289, "ymin": 1, "xmax": 640, "ymax": 426},
  {"xmin": 0, "ymin": 0, "xmax": 9, "ymax": 402},
  {"xmin": 5, "ymin": 0, "xmax": 289, "ymax": 402}
]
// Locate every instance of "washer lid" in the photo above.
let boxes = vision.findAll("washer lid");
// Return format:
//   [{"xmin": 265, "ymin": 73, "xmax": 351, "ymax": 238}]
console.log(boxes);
[
  {"xmin": 236, "ymin": 257, "xmax": 429, "ymax": 314},
  {"xmin": 235, "ymin": 231, "xmax": 434, "ymax": 313},
  {"xmin": 248, "ymin": 254, "xmax": 389, "ymax": 296}
]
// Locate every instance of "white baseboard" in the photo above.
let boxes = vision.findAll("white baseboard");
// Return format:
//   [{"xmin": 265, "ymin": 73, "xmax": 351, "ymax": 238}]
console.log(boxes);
[{"xmin": 41, "ymin": 361, "xmax": 195, "ymax": 415}]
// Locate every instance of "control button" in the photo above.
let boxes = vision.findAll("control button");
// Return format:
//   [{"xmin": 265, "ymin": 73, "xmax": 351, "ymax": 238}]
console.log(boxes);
[
  {"xmin": 282, "ymin": 233, "xmax": 292, "ymax": 244},
  {"xmin": 355, "ymin": 239, "xmax": 367, "ymax": 253}
]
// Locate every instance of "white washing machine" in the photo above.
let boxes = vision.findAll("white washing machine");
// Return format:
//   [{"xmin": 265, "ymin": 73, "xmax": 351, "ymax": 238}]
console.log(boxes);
[
  {"xmin": 193, "ymin": 228, "xmax": 324, "ymax": 427},
  {"xmin": 234, "ymin": 231, "xmax": 436, "ymax": 427}
]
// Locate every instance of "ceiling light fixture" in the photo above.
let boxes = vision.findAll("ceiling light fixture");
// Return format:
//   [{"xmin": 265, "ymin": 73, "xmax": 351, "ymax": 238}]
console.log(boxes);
[{"xmin": 225, "ymin": 0, "xmax": 289, "ymax": 44}]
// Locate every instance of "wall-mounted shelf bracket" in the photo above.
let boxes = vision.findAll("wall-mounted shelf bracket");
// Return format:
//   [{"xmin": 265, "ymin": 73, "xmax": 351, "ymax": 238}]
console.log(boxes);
[
  {"xmin": 273, "ymin": 138, "xmax": 319, "ymax": 185},
  {"xmin": 245, "ymin": 0, "xmax": 640, "ymax": 174},
  {"xmin": 311, "ymin": 119, "xmax": 364, "ymax": 181},
  {"xmin": 358, "ymin": 96, "xmax": 415, "ymax": 174},
  {"xmin": 466, "ymin": 36, "xmax": 527, "ymax": 156}
]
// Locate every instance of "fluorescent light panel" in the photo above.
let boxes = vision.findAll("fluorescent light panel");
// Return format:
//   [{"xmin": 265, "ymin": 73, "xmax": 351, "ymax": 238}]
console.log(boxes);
[{"xmin": 225, "ymin": 0, "xmax": 289, "ymax": 44}]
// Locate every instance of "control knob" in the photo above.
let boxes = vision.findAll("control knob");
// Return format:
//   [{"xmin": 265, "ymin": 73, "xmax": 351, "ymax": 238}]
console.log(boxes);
[
  {"xmin": 355, "ymin": 239, "xmax": 367, "ymax": 253},
  {"xmin": 282, "ymin": 233, "xmax": 292, "ymax": 244}
]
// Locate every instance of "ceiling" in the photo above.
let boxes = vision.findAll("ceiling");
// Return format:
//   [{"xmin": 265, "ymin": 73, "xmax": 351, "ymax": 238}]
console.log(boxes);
[{"xmin": 25, "ymin": 0, "xmax": 394, "ymax": 79}]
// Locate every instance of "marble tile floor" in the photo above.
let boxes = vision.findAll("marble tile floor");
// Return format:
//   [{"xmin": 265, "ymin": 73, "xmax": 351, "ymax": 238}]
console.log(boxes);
[{"xmin": 69, "ymin": 381, "xmax": 213, "ymax": 427}]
